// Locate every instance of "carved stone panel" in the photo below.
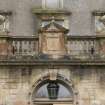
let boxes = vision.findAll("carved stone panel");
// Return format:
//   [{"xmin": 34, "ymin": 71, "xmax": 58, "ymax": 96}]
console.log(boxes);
[
  {"xmin": 39, "ymin": 21, "xmax": 68, "ymax": 59},
  {"xmin": 40, "ymin": 32, "xmax": 66, "ymax": 58},
  {"xmin": 95, "ymin": 15, "xmax": 105, "ymax": 35},
  {"xmin": 0, "ymin": 15, "xmax": 10, "ymax": 33}
]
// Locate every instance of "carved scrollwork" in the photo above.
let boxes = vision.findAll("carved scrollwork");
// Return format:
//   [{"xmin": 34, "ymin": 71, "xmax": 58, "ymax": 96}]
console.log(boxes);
[
  {"xmin": 0, "ymin": 15, "xmax": 5, "ymax": 25},
  {"xmin": 95, "ymin": 15, "xmax": 105, "ymax": 34},
  {"xmin": 0, "ymin": 11, "xmax": 11, "ymax": 33}
]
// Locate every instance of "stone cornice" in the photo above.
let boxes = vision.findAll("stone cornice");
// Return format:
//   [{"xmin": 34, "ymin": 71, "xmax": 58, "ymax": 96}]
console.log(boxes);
[
  {"xmin": 0, "ymin": 59, "xmax": 105, "ymax": 66},
  {"xmin": 67, "ymin": 35, "xmax": 105, "ymax": 40},
  {"xmin": 0, "ymin": 35, "xmax": 39, "ymax": 40},
  {"xmin": 1, "ymin": 35, "xmax": 105, "ymax": 40},
  {"xmin": 10, "ymin": 35, "xmax": 39, "ymax": 40},
  {"xmin": 32, "ymin": 8, "xmax": 71, "ymax": 15}
]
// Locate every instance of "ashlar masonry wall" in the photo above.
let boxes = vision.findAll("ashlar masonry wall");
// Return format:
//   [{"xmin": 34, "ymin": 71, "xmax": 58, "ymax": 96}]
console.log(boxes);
[{"xmin": 0, "ymin": 67, "xmax": 105, "ymax": 105}]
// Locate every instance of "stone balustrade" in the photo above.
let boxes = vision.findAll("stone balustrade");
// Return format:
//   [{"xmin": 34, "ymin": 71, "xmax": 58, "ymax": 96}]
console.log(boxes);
[{"xmin": 0, "ymin": 35, "xmax": 105, "ymax": 61}]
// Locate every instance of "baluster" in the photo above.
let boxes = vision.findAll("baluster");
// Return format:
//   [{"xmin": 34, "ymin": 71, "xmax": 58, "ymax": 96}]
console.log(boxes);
[
  {"xmin": 30, "ymin": 41, "xmax": 33, "ymax": 54},
  {"xmin": 19, "ymin": 41, "xmax": 22, "ymax": 55},
  {"xmin": 23, "ymin": 41, "xmax": 27, "ymax": 55},
  {"xmin": 32, "ymin": 41, "xmax": 34, "ymax": 54},
  {"xmin": 28, "ymin": 41, "xmax": 32, "ymax": 55},
  {"xmin": 25, "ymin": 41, "xmax": 28, "ymax": 54},
  {"xmin": 27, "ymin": 41, "xmax": 30, "ymax": 54},
  {"xmin": 22, "ymin": 41, "xmax": 24, "ymax": 54},
  {"xmin": 15, "ymin": 41, "xmax": 17, "ymax": 54}
]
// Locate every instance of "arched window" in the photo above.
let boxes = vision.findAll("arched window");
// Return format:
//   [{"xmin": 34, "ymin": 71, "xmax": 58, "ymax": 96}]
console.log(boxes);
[
  {"xmin": 35, "ymin": 82, "xmax": 73, "ymax": 98},
  {"xmin": 32, "ymin": 79, "xmax": 74, "ymax": 104}
]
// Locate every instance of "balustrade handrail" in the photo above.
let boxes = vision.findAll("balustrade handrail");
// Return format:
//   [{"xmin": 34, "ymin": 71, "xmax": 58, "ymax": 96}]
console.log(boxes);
[{"xmin": 0, "ymin": 35, "xmax": 105, "ymax": 41}]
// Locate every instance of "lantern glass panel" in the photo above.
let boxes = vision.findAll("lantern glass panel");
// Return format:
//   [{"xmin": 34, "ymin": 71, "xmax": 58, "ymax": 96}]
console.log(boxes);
[{"xmin": 47, "ymin": 82, "xmax": 59, "ymax": 99}]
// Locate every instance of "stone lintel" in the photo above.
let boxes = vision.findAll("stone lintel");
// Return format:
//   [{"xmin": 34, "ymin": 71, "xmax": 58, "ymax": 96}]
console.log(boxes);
[
  {"xmin": 1, "ymin": 60, "xmax": 105, "ymax": 66},
  {"xmin": 32, "ymin": 8, "xmax": 71, "ymax": 15}
]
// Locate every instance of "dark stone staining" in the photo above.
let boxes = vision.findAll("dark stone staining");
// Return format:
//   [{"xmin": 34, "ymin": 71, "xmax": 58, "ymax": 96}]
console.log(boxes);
[
  {"xmin": 21, "ymin": 68, "xmax": 32, "ymax": 83},
  {"xmin": 7, "ymin": 69, "xmax": 20, "ymax": 89},
  {"xmin": 38, "ymin": 53, "xmax": 50, "ymax": 59},
  {"xmin": 99, "ymin": 70, "xmax": 105, "ymax": 88},
  {"xmin": 21, "ymin": 68, "xmax": 32, "ymax": 76}
]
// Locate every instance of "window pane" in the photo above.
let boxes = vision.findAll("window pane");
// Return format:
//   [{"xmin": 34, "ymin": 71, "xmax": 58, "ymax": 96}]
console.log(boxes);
[{"xmin": 45, "ymin": 0, "xmax": 59, "ymax": 9}]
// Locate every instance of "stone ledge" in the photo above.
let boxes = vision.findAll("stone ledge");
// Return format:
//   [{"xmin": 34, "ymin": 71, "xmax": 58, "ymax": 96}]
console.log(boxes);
[
  {"xmin": 32, "ymin": 8, "xmax": 71, "ymax": 15},
  {"xmin": 92, "ymin": 11, "xmax": 105, "ymax": 16},
  {"xmin": 1, "ymin": 59, "xmax": 105, "ymax": 66},
  {"xmin": 11, "ymin": 35, "xmax": 39, "ymax": 40},
  {"xmin": 0, "ymin": 35, "xmax": 105, "ymax": 40},
  {"xmin": 0, "ymin": 10, "xmax": 12, "ymax": 15},
  {"xmin": 67, "ymin": 35, "xmax": 105, "ymax": 40}
]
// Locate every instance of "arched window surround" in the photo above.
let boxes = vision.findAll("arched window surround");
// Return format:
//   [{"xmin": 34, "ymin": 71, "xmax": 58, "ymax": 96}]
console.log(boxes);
[{"xmin": 28, "ymin": 73, "xmax": 78, "ymax": 105}]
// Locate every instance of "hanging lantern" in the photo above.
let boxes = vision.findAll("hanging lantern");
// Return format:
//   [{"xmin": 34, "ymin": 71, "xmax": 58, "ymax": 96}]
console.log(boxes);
[{"xmin": 47, "ymin": 81, "xmax": 59, "ymax": 99}]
